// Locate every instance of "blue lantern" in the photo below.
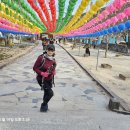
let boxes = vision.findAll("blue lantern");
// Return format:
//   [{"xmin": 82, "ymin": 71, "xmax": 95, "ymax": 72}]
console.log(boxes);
[
  {"xmin": 118, "ymin": 23, "xmax": 126, "ymax": 31},
  {"xmin": 95, "ymin": 32, "xmax": 100, "ymax": 36},
  {"xmin": 112, "ymin": 26, "xmax": 119, "ymax": 33},
  {"xmin": 92, "ymin": 33, "xmax": 95, "ymax": 37},
  {"xmin": 108, "ymin": 27, "xmax": 113, "ymax": 33},
  {"xmin": 103, "ymin": 29, "xmax": 108, "ymax": 35},
  {"xmin": 125, "ymin": 20, "xmax": 130, "ymax": 29},
  {"xmin": 100, "ymin": 30, "xmax": 104, "ymax": 35},
  {"xmin": 89, "ymin": 34, "xmax": 92, "ymax": 37}
]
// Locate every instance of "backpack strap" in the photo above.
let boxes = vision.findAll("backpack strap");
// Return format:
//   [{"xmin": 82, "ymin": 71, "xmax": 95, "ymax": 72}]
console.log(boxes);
[
  {"xmin": 52, "ymin": 58, "xmax": 56, "ymax": 87},
  {"xmin": 39, "ymin": 54, "xmax": 46, "ymax": 69}
]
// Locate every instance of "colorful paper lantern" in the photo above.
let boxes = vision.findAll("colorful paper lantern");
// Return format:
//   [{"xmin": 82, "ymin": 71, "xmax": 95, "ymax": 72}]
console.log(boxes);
[
  {"xmin": 108, "ymin": 27, "xmax": 113, "ymax": 33},
  {"xmin": 112, "ymin": 26, "xmax": 119, "ymax": 32},
  {"xmin": 124, "ymin": 7, "xmax": 130, "ymax": 17},
  {"xmin": 118, "ymin": 23, "xmax": 126, "ymax": 31},
  {"xmin": 125, "ymin": 20, "xmax": 130, "ymax": 29}
]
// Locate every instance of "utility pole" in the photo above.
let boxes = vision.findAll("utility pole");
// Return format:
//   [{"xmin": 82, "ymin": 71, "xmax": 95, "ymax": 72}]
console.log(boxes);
[
  {"xmin": 105, "ymin": 35, "xmax": 109, "ymax": 58},
  {"xmin": 128, "ymin": 30, "xmax": 130, "ymax": 49}
]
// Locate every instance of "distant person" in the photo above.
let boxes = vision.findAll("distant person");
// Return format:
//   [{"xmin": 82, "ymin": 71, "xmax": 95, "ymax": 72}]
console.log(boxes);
[
  {"xmin": 42, "ymin": 38, "xmax": 49, "ymax": 53},
  {"xmin": 55, "ymin": 40, "xmax": 57, "ymax": 44},
  {"xmin": 50, "ymin": 39, "xmax": 54, "ymax": 44},
  {"xmin": 41, "ymin": 37, "xmax": 46, "ymax": 49},
  {"xmin": 33, "ymin": 44, "xmax": 56, "ymax": 112},
  {"xmin": 63, "ymin": 38, "xmax": 65, "ymax": 44},
  {"xmin": 58, "ymin": 38, "xmax": 61, "ymax": 43},
  {"xmin": 85, "ymin": 47, "xmax": 90, "ymax": 56},
  {"xmin": 83, "ymin": 44, "xmax": 90, "ymax": 57}
]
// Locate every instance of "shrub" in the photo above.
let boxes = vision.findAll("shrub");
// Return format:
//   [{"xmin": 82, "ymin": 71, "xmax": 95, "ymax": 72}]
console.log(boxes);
[{"xmin": 18, "ymin": 44, "xmax": 28, "ymax": 48}]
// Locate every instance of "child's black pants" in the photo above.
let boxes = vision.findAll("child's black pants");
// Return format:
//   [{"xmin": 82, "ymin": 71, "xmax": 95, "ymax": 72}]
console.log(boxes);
[{"xmin": 37, "ymin": 78, "xmax": 54, "ymax": 105}]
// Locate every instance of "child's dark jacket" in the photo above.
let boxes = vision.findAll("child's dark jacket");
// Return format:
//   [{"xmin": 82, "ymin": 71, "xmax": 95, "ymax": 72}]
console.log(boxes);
[{"xmin": 33, "ymin": 54, "xmax": 56, "ymax": 81}]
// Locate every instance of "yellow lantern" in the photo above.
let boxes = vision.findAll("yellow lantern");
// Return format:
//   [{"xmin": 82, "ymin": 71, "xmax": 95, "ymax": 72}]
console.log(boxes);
[
  {"xmin": 95, "ymin": 0, "xmax": 105, "ymax": 7},
  {"xmin": 16, "ymin": 14, "xmax": 20, "ymax": 20},
  {"xmin": 85, "ymin": 13, "xmax": 91, "ymax": 20},
  {"xmin": 61, "ymin": 0, "xmax": 90, "ymax": 32},
  {"xmin": 77, "ymin": 8, "xmax": 82, "ymax": 14},
  {"xmin": 3, "ymin": 12, "xmax": 7, "ymax": 19},
  {"xmin": 103, "ymin": 0, "xmax": 109, "ymax": 2},
  {"xmin": 91, "ymin": 5, "xmax": 99, "ymax": 12},
  {"xmin": 11, "ymin": 9, "xmax": 15, "ymax": 17},
  {"xmin": 6, "ymin": 14, "xmax": 10, "ymax": 20},
  {"xmin": 3, "ymin": 13, "xmax": 7, "ymax": 19},
  {"xmin": 89, "ymin": 10, "xmax": 95, "ymax": 16},
  {"xmin": 0, "ymin": 11, "xmax": 4, "ymax": 17},
  {"xmin": 1, "ymin": 3, "xmax": 5, "ymax": 12},
  {"xmin": 20, "ymin": 15, "xmax": 24, "ymax": 22},
  {"xmin": 15, "ymin": 20, "xmax": 19, "ymax": 24},
  {"xmin": 12, "ymin": 19, "xmax": 16, "ymax": 23}
]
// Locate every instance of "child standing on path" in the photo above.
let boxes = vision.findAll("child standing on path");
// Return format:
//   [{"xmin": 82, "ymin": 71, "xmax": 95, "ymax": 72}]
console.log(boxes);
[{"xmin": 33, "ymin": 44, "xmax": 56, "ymax": 112}]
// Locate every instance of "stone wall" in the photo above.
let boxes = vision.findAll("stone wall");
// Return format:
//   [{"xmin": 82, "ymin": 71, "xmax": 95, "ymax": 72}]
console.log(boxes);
[{"xmin": 100, "ymin": 43, "xmax": 128, "ymax": 53}]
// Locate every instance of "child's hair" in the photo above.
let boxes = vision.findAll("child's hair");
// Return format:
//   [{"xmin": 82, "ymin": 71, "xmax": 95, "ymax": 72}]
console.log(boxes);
[
  {"xmin": 46, "ymin": 44, "xmax": 55, "ymax": 51},
  {"xmin": 52, "ymin": 53, "xmax": 55, "ymax": 57}
]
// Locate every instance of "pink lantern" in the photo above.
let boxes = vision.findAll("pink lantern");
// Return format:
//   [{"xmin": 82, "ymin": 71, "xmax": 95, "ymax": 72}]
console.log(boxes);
[
  {"xmin": 111, "ymin": 16, "xmax": 118, "ymax": 25},
  {"xmin": 1, "ymin": 24, "xmax": 6, "ymax": 29},
  {"xmin": 106, "ymin": 4, "xmax": 116, "ymax": 13},
  {"xmin": 95, "ymin": 17, "xmax": 100, "ymax": 23},
  {"xmin": 113, "ymin": 0, "xmax": 125, "ymax": 9},
  {"xmin": 92, "ymin": 19, "xmax": 96, "ymax": 24},
  {"xmin": 88, "ymin": 22, "xmax": 92, "ymax": 27},
  {"xmin": 102, "ymin": 22, "xmax": 107, "ymax": 28},
  {"xmin": 124, "ymin": 7, "xmax": 130, "ymax": 17},
  {"xmin": 102, "ymin": 10, "xmax": 109, "ymax": 17},
  {"xmin": 96, "ymin": 24, "xmax": 100, "ymax": 30},
  {"xmin": 99, "ymin": 24, "xmax": 103, "ymax": 29},
  {"xmin": 91, "ymin": 28, "xmax": 95, "ymax": 33},
  {"xmin": 105, "ymin": 19, "xmax": 112, "ymax": 25},
  {"xmin": 0, "ymin": 18, "xmax": 4, "ymax": 23},
  {"xmin": 15, "ymin": 24, "xmax": 19, "ymax": 28},
  {"xmin": 93, "ymin": 26, "xmax": 97, "ymax": 31},
  {"xmin": 0, "ymin": 22, "xmax": 2, "ymax": 26},
  {"xmin": 87, "ymin": 23, "xmax": 91, "ymax": 28},
  {"xmin": 98, "ymin": 14, "xmax": 104, "ymax": 20},
  {"xmin": 96, "ymin": 26, "xmax": 99, "ymax": 31},
  {"xmin": 117, "ymin": 12, "xmax": 126, "ymax": 21}
]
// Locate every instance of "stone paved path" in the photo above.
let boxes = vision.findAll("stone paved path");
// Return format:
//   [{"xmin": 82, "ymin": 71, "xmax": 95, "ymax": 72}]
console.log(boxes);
[{"xmin": 0, "ymin": 43, "xmax": 130, "ymax": 130}]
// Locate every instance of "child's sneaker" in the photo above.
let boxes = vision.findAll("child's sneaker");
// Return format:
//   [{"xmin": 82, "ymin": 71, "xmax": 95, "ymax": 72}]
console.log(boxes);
[{"xmin": 40, "ymin": 103, "xmax": 48, "ymax": 112}]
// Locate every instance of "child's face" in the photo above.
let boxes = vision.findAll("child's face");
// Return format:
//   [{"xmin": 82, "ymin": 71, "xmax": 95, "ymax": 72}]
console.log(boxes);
[
  {"xmin": 47, "ymin": 49, "xmax": 55, "ymax": 56},
  {"xmin": 44, "ymin": 41, "xmax": 48, "ymax": 45}
]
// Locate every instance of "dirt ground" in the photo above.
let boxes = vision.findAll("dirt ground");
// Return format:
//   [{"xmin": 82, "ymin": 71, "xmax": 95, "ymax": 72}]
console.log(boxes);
[
  {"xmin": 61, "ymin": 42, "xmax": 130, "ymax": 106},
  {"xmin": 0, "ymin": 44, "xmax": 35, "ymax": 68}
]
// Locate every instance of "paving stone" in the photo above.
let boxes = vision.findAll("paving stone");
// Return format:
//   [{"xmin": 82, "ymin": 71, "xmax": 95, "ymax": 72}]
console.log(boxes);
[
  {"xmin": 15, "ymin": 91, "xmax": 28, "ymax": 98},
  {"xmin": 0, "ymin": 95, "xmax": 18, "ymax": 103},
  {"xmin": 0, "ymin": 43, "xmax": 130, "ymax": 130}
]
